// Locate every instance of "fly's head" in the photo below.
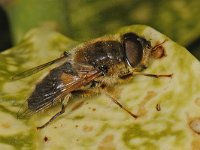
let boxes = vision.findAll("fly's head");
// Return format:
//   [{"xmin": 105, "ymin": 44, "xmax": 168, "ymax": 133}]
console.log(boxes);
[{"xmin": 121, "ymin": 32, "xmax": 166, "ymax": 73}]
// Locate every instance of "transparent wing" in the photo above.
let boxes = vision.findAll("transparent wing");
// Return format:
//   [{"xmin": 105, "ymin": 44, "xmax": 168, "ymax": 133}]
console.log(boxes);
[
  {"xmin": 17, "ymin": 101, "xmax": 37, "ymax": 119},
  {"xmin": 11, "ymin": 53, "xmax": 70, "ymax": 81},
  {"xmin": 17, "ymin": 94, "xmax": 64, "ymax": 119},
  {"xmin": 17, "ymin": 66, "xmax": 102, "ymax": 119}
]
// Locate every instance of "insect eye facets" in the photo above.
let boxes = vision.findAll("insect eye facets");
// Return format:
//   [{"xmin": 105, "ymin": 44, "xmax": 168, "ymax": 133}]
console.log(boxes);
[{"xmin": 122, "ymin": 33, "xmax": 143, "ymax": 67}]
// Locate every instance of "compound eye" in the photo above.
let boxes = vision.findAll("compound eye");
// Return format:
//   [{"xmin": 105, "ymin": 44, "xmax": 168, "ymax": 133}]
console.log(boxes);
[{"xmin": 122, "ymin": 33, "xmax": 143, "ymax": 67}]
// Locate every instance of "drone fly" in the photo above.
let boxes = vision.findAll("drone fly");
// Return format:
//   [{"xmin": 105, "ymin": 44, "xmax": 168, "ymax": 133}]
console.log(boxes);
[{"xmin": 12, "ymin": 32, "xmax": 172, "ymax": 129}]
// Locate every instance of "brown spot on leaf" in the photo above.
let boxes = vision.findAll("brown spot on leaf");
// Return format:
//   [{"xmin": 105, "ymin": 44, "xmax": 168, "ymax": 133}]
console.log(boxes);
[
  {"xmin": 189, "ymin": 118, "xmax": 200, "ymax": 134},
  {"xmin": 1, "ymin": 123, "xmax": 11, "ymax": 128},
  {"xmin": 137, "ymin": 91, "xmax": 157, "ymax": 116},
  {"xmin": 156, "ymin": 104, "xmax": 161, "ymax": 111},
  {"xmin": 192, "ymin": 139, "xmax": 200, "ymax": 150},
  {"xmin": 82, "ymin": 125, "xmax": 93, "ymax": 132},
  {"xmin": 44, "ymin": 136, "xmax": 48, "ymax": 142},
  {"xmin": 195, "ymin": 97, "xmax": 200, "ymax": 107},
  {"xmin": 98, "ymin": 134, "xmax": 116, "ymax": 150},
  {"xmin": 92, "ymin": 108, "xmax": 96, "ymax": 111},
  {"xmin": 144, "ymin": 91, "xmax": 157, "ymax": 101}
]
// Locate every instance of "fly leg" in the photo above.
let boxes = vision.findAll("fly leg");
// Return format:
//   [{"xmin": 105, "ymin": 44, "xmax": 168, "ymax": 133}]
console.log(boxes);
[
  {"xmin": 36, "ymin": 104, "xmax": 65, "ymax": 130},
  {"xmin": 132, "ymin": 72, "xmax": 173, "ymax": 78},
  {"xmin": 73, "ymin": 86, "xmax": 138, "ymax": 119},
  {"xmin": 101, "ymin": 88, "xmax": 138, "ymax": 119},
  {"xmin": 120, "ymin": 72, "xmax": 173, "ymax": 79},
  {"xmin": 37, "ymin": 94, "xmax": 71, "ymax": 129},
  {"xmin": 73, "ymin": 81, "xmax": 138, "ymax": 119}
]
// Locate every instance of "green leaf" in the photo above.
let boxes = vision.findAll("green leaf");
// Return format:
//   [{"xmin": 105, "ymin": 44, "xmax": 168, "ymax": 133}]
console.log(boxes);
[{"xmin": 1, "ymin": 25, "xmax": 200, "ymax": 150}]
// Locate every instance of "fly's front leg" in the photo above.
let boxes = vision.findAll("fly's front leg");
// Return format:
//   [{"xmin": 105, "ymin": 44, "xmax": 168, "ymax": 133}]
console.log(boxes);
[
  {"xmin": 120, "ymin": 72, "xmax": 173, "ymax": 79},
  {"xmin": 37, "ymin": 94, "xmax": 71, "ymax": 129},
  {"xmin": 133, "ymin": 72, "xmax": 173, "ymax": 78}
]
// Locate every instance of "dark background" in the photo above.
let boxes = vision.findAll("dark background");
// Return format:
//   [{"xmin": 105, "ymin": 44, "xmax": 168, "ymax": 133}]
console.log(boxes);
[
  {"xmin": 0, "ymin": 0, "xmax": 200, "ymax": 59},
  {"xmin": 0, "ymin": 6, "xmax": 12, "ymax": 51}
]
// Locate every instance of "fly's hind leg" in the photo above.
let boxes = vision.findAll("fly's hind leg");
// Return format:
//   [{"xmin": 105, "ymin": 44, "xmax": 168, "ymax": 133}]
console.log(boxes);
[{"xmin": 37, "ymin": 94, "xmax": 71, "ymax": 129}]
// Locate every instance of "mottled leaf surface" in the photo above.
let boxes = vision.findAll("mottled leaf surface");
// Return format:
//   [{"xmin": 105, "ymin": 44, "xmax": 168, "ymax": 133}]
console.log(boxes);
[{"xmin": 0, "ymin": 25, "xmax": 200, "ymax": 150}]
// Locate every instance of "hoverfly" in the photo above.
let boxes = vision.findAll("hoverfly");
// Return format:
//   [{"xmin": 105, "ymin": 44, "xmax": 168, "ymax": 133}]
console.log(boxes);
[{"xmin": 12, "ymin": 32, "xmax": 172, "ymax": 129}]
